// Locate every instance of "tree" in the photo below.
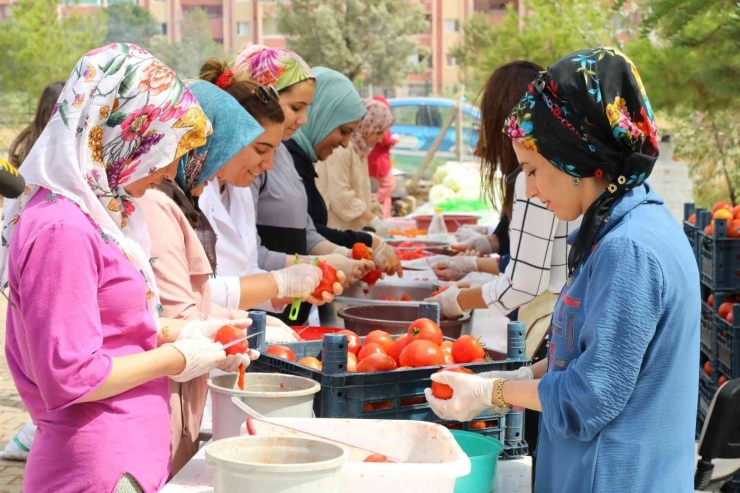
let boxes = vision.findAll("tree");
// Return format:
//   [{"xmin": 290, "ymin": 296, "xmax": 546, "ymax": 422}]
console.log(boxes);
[
  {"xmin": 103, "ymin": 4, "xmax": 160, "ymax": 50},
  {"xmin": 149, "ymin": 9, "xmax": 225, "ymax": 80},
  {"xmin": 452, "ymin": 0, "xmax": 628, "ymax": 98},
  {"xmin": 0, "ymin": 0, "xmax": 107, "ymax": 98},
  {"xmin": 278, "ymin": 0, "xmax": 428, "ymax": 85}
]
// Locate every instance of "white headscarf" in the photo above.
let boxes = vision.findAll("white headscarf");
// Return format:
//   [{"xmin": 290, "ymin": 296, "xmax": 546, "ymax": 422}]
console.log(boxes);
[{"xmin": 0, "ymin": 43, "xmax": 212, "ymax": 317}]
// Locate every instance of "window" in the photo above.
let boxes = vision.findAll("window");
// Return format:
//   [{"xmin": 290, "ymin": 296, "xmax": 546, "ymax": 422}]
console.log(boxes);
[
  {"xmin": 391, "ymin": 106, "xmax": 420, "ymax": 126},
  {"xmin": 262, "ymin": 14, "xmax": 280, "ymax": 36},
  {"xmin": 446, "ymin": 55, "xmax": 458, "ymax": 67},
  {"xmin": 419, "ymin": 13, "xmax": 432, "ymax": 33},
  {"xmin": 236, "ymin": 21, "xmax": 252, "ymax": 37},
  {"xmin": 201, "ymin": 5, "xmax": 223, "ymax": 18},
  {"xmin": 160, "ymin": 23, "xmax": 167, "ymax": 35},
  {"xmin": 444, "ymin": 19, "xmax": 460, "ymax": 33}
]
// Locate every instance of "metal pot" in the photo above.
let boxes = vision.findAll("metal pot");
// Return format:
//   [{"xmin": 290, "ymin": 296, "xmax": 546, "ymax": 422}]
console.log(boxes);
[{"xmin": 338, "ymin": 304, "xmax": 471, "ymax": 339}]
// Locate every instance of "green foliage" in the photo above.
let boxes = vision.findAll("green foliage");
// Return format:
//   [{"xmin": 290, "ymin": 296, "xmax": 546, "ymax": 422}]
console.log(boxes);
[
  {"xmin": 149, "ymin": 9, "xmax": 225, "ymax": 80},
  {"xmin": 0, "ymin": 0, "xmax": 107, "ymax": 98},
  {"xmin": 103, "ymin": 4, "xmax": 160, "ymax": 49},
  {"xmin": 278, "ymin": 0, "xmax": 428, "ymax": 85}
]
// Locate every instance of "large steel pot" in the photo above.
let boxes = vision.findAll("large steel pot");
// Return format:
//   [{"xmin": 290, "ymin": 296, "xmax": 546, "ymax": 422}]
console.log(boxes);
[{"xmin": 337, "ymin": 304, "xmax": 470, "ymax": 339}]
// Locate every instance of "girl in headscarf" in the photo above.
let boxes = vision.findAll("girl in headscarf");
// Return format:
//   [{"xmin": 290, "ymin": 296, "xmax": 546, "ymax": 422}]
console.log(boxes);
[
  {"xmin": 231, "ymin": 46, "xmax": 374, "ymax": 325},
  {"xmin": 315, "ymin": 98, "xmax": 395, "ymax": 236},
  {"xmin": 8, "ymin": 80, "xmax": 65, "ymax": 168},
  {"xmin": 367, "ymin": 95, "xmax": 398, "ymax": 218},
  {"xmin": 425, "ymin": 48, "xmax": 699, "ymax": 493},
  {"xmin": 0, "ymin": 44, "xmax": 245, "ymax": 493}
]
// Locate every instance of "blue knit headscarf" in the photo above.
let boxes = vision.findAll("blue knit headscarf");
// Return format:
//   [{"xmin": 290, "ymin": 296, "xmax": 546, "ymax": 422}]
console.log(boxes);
[{"xmin": 176, "ymin": 80, "xmax": 264, "ymax": 190}]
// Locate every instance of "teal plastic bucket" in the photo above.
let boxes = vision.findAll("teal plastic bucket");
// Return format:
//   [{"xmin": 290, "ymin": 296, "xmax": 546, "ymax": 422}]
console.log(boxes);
[{"xmin": 451, "ymin": 430, "xmax": 504, "ymax": 493}]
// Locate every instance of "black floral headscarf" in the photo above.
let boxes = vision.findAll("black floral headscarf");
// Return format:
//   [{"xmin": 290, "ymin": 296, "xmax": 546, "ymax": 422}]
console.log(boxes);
[{"xmin": 503, "ymin": 47, "xmax": 659, "ymax": 272}]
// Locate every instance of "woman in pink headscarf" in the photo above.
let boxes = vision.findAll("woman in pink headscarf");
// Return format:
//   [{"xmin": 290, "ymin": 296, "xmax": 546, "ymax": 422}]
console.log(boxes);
[
  {"xmin": 315, "ymin": 98, "xmax": 395, "ymax": 236},
  {"xmin": 368, "ymin": 95, "xmax": 399, "ymax": 217}
]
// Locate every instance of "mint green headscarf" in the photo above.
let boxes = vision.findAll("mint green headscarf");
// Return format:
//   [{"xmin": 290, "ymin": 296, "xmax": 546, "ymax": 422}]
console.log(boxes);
[{"xmin": 291, "ymin": 67, "xmax": 367, "ymax": 162}]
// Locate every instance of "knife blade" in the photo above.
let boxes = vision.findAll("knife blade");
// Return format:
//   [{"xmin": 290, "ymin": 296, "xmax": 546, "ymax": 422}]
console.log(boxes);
[{"xmin": 221, "ymin": 331, "xmax": 262, "ymax": 350}]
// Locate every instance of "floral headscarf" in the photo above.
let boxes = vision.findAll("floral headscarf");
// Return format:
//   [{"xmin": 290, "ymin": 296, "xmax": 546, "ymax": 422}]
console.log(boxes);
[
  {"xmin": 233, "ymin": 44, "xmax": 314, "ymax": 92},
  {"xmin": 351, "ymin": 99, "xmax": 394, "ymax": 159},
  {"xmin": 503, "ymin": 47, "xmax": 659, "ymax": 271},
  {"xmin": 0, "ymin": 43, "xmax": 211, "ymax": 317}
]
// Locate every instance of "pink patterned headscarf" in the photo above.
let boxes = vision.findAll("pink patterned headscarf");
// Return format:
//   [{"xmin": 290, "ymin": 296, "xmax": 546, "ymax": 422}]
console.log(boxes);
[
  {"xmin": 351, "ymin": 99, "xmax": 394, "ymax": 159},
  {"xmin": 233, "ymin": 44, "xmax": 314, "ymax": 92}
]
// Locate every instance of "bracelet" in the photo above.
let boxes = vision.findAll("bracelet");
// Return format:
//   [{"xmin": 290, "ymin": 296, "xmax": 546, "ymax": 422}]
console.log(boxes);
[{"xmin": 494, "ymin": 379, "xmax": 511, "ymax": 408}]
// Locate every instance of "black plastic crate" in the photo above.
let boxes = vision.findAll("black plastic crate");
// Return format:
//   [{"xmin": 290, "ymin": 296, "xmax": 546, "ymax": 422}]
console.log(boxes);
[
  {"xmin": 698, "ymin": 371, "xmax": 716, "ymax": 417},
  {"xmin": 700, "ymin": 298, "xmax": 715, "ymax": 361},
  {"xmin": 684, "ymin": 204, "xmax": 710, "ymax": 268},
  {"xmin": 699, "ymin": 217, "xmax": 740, "ymax": 292},
  {"xmin": 714, "ymin": 302, "xmax": 740, "ymax": 381}
]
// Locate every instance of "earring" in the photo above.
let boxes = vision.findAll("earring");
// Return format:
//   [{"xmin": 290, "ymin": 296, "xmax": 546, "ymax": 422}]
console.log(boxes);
[{"xmin": 572, "ymin": 177, "xmax": 581, "ymax": 188}]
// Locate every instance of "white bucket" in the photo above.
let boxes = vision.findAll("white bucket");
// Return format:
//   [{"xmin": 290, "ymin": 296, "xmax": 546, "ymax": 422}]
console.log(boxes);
[
  {"xmin": 205, "ymin": 436, "xmax": 347, "ymax": 493},
  {"xmin": 208, "ymin": 373, "xmax": 320, "ymax": 440}
]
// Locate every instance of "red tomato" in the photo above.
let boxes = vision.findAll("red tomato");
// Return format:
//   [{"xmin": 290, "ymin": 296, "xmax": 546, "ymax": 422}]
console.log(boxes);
[
  {"xmin": 311, "ymin": 261, "xmax": 338, "ymax": 298},
  {"xmin": 430, "ymin": 286, "xmax": 451, "ymax": 297},
  {"xmin": 362, "ymin": 269, "xmax": 383, "ymax": 287},
  {"xmin": 215, "ymin": 325, "xmax": 248, "ymax": 356},
  {"xmin": 400, "ymin": 294, "xmax": 412, "ymax": 302},
  {"xmin": 431, "ymin": 366, "xmax": 474, "ymax": 399},
  {"xmin": 444, "ymin": 352, "xmax": 455, "ymax": 365},
  {"xmin": 688, "ymin": 213, "xmax": 696, "ymax": 225},
  {"xmin": 708, "ymin": 294, "xmax": 714, "ymax": 307},
  {"xmin": 400, "ymin": 396, "xmax": 427, "ymax": 407},
  {"xmin": 337, "ymin": 329, "xmax": 361, "ymax": 355},
  {"xmin": 719, "ymin": 375, "xmax": 729, "ymax": 386},
  {"xmin": 440, "ymin": 340, "xmax": 454, "ymax": 355},
  {"xmin": 238, "ymin": 364, "xmax": 245, "ymax": 390},
  {"xmin": 365, "ymin": 330, "xmax": 394, "ymax": 353},
  {"xmin": 452, "ymin": 335, "xmax": 486, "ymax": 363},
  {"xmin": 352, "ymin": 243, "xmax": 372, "ymax": 260},
  {"xmin": 471, "ymin": 421, "xmax": 486, "ymax": 430},
  {"xmin": 729, "ymin": 311, "xmax": 734, "ymax": 324},
  {"xmin": 364, "ymin": 454, "xmax": 393, "ymax": 463},
  {"xmin": 733, "ymin": 205, "xmax": 740, "ymax": 219},
  {"xmin": 388, "ymin": 335, "xmax": 412, "ymax": 364},
  {"xmin": 266, "ymin": 345, "xmax": 297, "ymax": 362},
  {"xmin": 407, "ymin": 318, "xmax": 444, "ymax": 346},
  {"xmin": 381, "ymin": 296, "xmax": 397, "ymax": 301},
  {"xmin": 358, "ymin": 343, "xmax": 387, "ymax": 362},
  {"xmin": 298, "ymin": 357, "xmax": 322, "ymax": 370},
  {"xmin": 347, "ymin": 353, "xmax": 358, "ymax": 372},
  {"xmin": 399, "ymin": 340, "xmax": 446, "ymax": 368},
  {"xmin": 703, "ymin": 361, "xmax": 713, "ymax": 377},
  {"xmin": 357, "ymin": 353, "xmax": 398, "ymax": 372},
  {"xmin": 719, "ymin": 302, "xmax": 734, "ymax": 320},
  {"xmin": 714, "ymin": 208, "xmax": 734, "ymax": 222},
  {"xmin": 714, "ymin": 201, "xmax": 733, "ymax": 215},
  {"xmin": 705, "ymin": 224, "xmax": 714, "ymax": 236},
  {"xmin": 471, "ymin": 357, "xmax": 487, "ymax": 363}
]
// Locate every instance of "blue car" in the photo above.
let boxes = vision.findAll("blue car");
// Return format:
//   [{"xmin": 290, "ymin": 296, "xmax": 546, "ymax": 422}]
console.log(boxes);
[{"xmin": 387, "ymin": 97, "xmax": 480, "ymax": 176}]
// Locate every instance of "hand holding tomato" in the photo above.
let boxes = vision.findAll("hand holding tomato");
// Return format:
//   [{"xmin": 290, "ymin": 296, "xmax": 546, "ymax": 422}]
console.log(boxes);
[
  {"xmin": 323, "ymin": 253, "xmax": 374, "ymax": 286},
  {"xmin": 305, "ymin": 261, "xmax": 346, "ymax": 305},
  {"xmin": 424, "ymin": 371, "xmax": 508, "ymax": 422},
  {"xmin": 196, "ymin": 319, "xmax": 259, "ymax": 374}
]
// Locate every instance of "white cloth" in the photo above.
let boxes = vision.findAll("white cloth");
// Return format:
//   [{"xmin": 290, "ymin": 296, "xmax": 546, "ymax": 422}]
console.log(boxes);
[
  {"xmin": 481, "ymin": 173, "xmax": 581, "ymax": 316},
  {"xmin": 199, "ymin": 179, "xmax": 273, "ymax": 312},
  {"xmin": 0, "ymin": 45, "xmax": 211, "ymax": 318}
]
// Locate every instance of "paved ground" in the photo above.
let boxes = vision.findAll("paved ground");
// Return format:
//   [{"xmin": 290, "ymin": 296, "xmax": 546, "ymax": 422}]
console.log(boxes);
[{"xmin": 0, "ymin": 295, "xmax": 29, "ymax": 493}]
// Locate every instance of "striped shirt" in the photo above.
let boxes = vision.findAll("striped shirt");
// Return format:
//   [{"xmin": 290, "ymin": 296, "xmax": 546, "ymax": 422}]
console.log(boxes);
[{"xmin": 481, "ymin": 172, "xmax": 581, "ymax": 316}]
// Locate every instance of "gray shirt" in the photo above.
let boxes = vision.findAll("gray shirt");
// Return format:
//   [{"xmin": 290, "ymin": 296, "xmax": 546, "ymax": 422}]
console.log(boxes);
[{"xmin": 251, "ymin": 143, "xmax": 325, "ymax": 271}]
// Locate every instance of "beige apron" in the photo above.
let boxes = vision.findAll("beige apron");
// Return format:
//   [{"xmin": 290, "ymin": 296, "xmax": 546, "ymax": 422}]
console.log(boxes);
[{"xmin": 517, "ymin": 291, "xmax": 560, "ymax": 359}]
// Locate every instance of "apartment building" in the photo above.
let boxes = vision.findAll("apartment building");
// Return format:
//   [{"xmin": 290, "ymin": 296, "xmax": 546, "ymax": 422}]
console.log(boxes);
[{"xmin": 0, "ymin": 0, "xmax": 517, "ymax": 96}]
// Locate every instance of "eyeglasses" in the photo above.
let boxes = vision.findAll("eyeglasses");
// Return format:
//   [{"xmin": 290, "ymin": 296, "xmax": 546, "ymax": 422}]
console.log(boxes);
[{"xmin": 253, "ymin": 84, "xmax": 280, "ymax": 104}]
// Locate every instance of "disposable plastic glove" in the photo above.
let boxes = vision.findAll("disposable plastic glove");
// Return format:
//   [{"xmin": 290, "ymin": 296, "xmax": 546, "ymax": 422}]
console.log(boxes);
[
  {"xmin": 431, "ymin": 256, "xmax": 478, "ymax": 281},
  {"xmin": 332, "ymin": 245, "xmax": 351, "ymax": 257},
  {"xmin": 305, "ymin": 270, "xmax": 345, "ymax": 305},
  {"xmin": 266, "ymin": 315, "xmax": 301, "ymax": 343},
  {"xmin": 479, "ymin": 366, "xmax": 533, "ymax": 381},
  {"xmin": 218, "ymin": 349, "xmax": 260, "ymax": 373},
  {"xmin": 372, "ymin": 240, "xmax": 402, "ymax": 277},
  {"xmin": 176, "ymin": 318, "xmax": 252, "ymax": 342},
  {"xmin": 168, "ymin": 338, "xmax": 227, "ymax": 383},
  {"xmin": 368, "ymin": 216, "xmax": 390, "ymax": 237},
  {"xmin": 425, "ymin": 285, "xmax": 465, "ymax": 318},
  {"xmin": 452, "ymin": 234, "xmax": 492, "ymax": 255},
  {"xmin": 270, "ymin": 264, "xmax": 323, "ymax": 298},
  {"xmin": 455, "ymin": 225, "xmax": 489, "ymax": 240},
  {"xmin": 322, "ymin": 253, "xmax": 374, "ymax": 285},
  {"xmin": 424, "ymin": 371, "xmax": 509, "ymax": 422}
]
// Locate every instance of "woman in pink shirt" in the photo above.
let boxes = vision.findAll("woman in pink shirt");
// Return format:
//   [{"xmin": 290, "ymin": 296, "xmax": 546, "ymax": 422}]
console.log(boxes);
[{"xmin": 0, "ymin": 44, "xmax": 251, "ymax": 493}]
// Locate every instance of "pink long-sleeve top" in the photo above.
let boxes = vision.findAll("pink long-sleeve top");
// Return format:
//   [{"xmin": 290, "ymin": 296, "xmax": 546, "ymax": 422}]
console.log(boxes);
[{"xmin": 5, "ymin": 190, "xmax": 171, "ymax": 493}]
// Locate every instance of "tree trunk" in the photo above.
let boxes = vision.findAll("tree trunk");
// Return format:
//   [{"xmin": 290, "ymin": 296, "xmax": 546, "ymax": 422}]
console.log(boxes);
[{"xmin": 711, "ymin": 121, "xmax": 737, "ymax": 205}]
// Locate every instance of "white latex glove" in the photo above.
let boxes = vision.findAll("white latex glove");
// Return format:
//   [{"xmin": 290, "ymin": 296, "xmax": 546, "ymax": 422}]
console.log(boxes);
[
  {"xmin": 425, "ymin": 284, "xmax": 465, "ymax": 318},
  {"xmin": 322, "ymin": 253, "xmax": 374, "ymax": 285},
  {"xmin": 452, "ymin": 235, "xmax": 492, "ymax": 255},
  {"xmin": 168, "ymin": 338, "xmax": 227, "ymax": 383},
  {"xmin": 431, "ymin": 256, "xmax": 478, "ymax": 282},
  {"xmin": 266, "ymin": 315, "xmax": 301, "ymax": 343},
  {"xmin": 176, "ymin": 318, "xmax": 252, "ymax": 342},
  {"xmin": 369, "ymin": 216, "xmax": 390, "ymax": 237},
  {"xmin": 332, "ymin": 245, "xmax": 351, "ymax": 257},
  {"xmin": 479, "ymin": 366, "xmax": 533, "ymax": 381},
  {"xmin": 372, "ymin": 240, "xmax": 402, "ymax": 277},
  {"xmin": 218, "ymin": 349, "xmax": 261, "ymax": 373},
  {"xmin": 456, "ymin": 225, "xmax": 489, "ymax": 239},
  {"xmin": 424, "ymin": 371, "xmax": 509, "ymax": 422},
  {"xmin": 271, "ymin": 264, "xmax": 322, "ymax": 298}
]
